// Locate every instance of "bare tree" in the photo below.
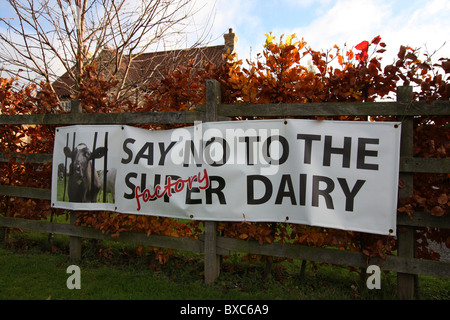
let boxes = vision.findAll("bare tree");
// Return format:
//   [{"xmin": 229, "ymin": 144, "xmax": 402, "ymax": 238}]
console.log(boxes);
[{"xmin": 0, "ymin": 0, "xmax": 216, "ymax": 104}]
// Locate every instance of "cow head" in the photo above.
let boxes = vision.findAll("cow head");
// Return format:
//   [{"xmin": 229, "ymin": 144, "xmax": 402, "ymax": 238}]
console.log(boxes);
[{"xmin": 64, "ymin": 144, "xmax": 105, "ymax": 177}]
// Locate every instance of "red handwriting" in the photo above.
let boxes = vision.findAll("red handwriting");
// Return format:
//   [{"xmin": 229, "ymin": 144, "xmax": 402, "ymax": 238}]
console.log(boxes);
[{"xmin": 135, "ymin": 169, "xmax": 210, "ymax": 211}]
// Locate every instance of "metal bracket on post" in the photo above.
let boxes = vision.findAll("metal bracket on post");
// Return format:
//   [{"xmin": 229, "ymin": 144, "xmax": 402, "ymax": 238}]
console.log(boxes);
[
  {"xmin": 396, "ymin": 86, "xmax": 415, "ymax": 299},
  {"xmin": 204, "ymin": 80, "xmax": 221, "ymax": 285}
]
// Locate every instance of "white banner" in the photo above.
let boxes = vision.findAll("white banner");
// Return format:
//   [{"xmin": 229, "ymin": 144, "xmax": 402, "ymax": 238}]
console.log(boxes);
[{"xmin": 51, "ymin": 119, "xmax": 401, "ymax": 235}]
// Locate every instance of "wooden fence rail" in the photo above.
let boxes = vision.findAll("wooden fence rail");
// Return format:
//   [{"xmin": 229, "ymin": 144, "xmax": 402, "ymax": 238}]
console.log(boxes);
[{"xmin": 1, "ymin": 80, "xmax": 449, "ymax": 300}]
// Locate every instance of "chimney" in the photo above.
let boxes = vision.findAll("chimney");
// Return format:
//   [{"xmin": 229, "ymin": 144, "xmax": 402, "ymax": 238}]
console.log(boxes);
[{"xmin": 223, "ymin": 28, "xmax": 238, "ymax": 55}]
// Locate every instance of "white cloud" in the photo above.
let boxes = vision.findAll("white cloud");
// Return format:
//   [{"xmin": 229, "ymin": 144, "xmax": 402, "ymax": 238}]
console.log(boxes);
[
  {"xmin": 297, "ymin": 0, "xmax": 389, "ymax": 49},
  {"xmin": 380, "ymin": 0, "xmax": 450, "ymax": 62}
]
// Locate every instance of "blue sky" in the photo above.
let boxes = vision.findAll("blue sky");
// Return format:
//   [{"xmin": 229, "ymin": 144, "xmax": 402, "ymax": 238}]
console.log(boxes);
[{"xmin": 205, "ymin": 0, "xmax": 450, "ymax": 65}]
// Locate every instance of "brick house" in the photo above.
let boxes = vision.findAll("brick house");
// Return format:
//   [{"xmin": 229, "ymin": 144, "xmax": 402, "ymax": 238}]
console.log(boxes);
[{"xmin": 53, "ymin": 29, "xmax": 237, "ymax": 111}]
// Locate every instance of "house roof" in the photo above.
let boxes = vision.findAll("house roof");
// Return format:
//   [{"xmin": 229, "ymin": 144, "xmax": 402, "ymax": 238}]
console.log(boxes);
[{"xmin": 53, "ymin": 44, "xmax": 228, "ymax": 99}]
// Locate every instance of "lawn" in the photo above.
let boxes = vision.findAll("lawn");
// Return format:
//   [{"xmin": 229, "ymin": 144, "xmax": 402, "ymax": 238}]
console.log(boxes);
[{"xmin": 0, "ymin": 229, "xmax": 449, "ymax": 303}]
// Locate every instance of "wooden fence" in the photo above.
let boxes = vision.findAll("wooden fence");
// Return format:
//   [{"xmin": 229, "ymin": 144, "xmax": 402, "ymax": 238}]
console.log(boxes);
[{"xmin": 1, "ymin": 80, "xmax": 449, "ymax": 300}]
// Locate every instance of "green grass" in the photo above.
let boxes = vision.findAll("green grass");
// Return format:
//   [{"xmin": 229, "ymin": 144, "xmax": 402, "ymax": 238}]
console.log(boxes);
[{"xmin": 1, "ymin": 230, "xmax": 449, "ymax": 301}]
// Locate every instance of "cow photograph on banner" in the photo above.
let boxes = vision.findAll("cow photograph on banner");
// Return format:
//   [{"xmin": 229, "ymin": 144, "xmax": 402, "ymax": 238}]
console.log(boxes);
[
  {"xmin": 52, "ymin": 125, "xmax": 122, "ymax": 212},
  {"xmin": 51, "ymin": 119, "xmax": 401, "ymax": 236}
]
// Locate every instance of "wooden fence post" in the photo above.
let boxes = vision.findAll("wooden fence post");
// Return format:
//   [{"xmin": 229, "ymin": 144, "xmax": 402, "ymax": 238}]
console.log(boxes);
[
  {"xmin": 396, "ymin": 86, "xmax": 415, "ymax": 299},
  {"xmin": 69, "ymin": 99, "xmax": 82, "ymax": 260},
  {"xmin": 69, "ymin": 211, "xmax": 82, "ymax": 260},
  {"xmin": 204, "ymin": 80, "xmax": 221, "ymax": 284}
]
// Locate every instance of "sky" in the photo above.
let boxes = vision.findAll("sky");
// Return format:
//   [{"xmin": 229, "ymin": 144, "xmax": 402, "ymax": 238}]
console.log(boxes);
[
  {"xmin": 0, "ymin": 0, "xmax": 449, "ymax": 79},
  {"xmin": 202, "ymin": 0, "xmax": 450, "ymax": 66}
]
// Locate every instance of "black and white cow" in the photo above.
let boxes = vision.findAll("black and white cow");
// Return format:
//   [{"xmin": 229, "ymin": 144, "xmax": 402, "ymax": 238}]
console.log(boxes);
[{"xmin": 64, "ymin": 143, "xmax": 106, "ymax": 203}]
